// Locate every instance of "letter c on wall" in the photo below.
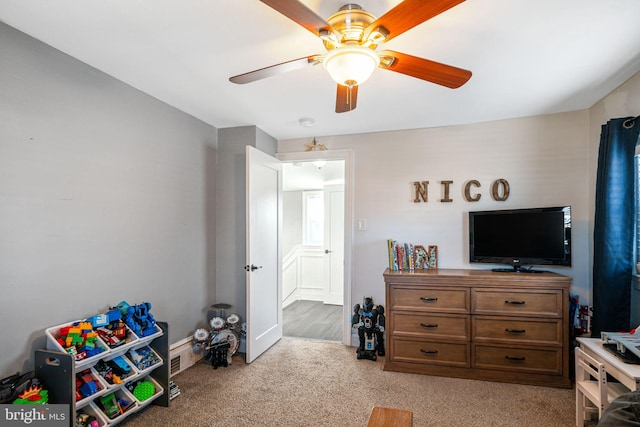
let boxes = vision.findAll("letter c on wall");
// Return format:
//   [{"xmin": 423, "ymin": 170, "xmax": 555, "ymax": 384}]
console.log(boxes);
[{"xmin": 464, "ymin": 180, "xmax": 481, "ymax": 202}]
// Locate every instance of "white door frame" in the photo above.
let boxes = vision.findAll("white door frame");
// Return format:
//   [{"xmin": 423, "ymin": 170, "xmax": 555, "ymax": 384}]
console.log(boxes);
[{"xmin": 277, "ymin": 149, "xmax": 353, "ymax": 345}]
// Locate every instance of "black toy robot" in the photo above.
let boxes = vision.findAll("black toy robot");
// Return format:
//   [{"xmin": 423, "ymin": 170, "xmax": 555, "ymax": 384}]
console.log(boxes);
[{"xmin": 352, "ymin": 296, "xmax": 385, "ymax": 360}]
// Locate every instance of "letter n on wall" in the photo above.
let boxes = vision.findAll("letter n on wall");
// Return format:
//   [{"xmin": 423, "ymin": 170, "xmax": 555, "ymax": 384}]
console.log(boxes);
[{"xmin": 413, "ymin": 181, "xmax": 428, "ymax": 202}]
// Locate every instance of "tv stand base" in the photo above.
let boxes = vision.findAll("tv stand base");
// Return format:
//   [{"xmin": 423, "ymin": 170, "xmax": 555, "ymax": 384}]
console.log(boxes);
[{"xmin": 491, "ymin": 266, "xmax": 546, "ymax": 273}]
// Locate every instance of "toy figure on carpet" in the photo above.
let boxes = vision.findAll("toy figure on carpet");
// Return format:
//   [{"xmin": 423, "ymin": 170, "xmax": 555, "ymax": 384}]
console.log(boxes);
[{"xmin": 352, "ymin": 297, "xmax": 385, "ymax": 361}]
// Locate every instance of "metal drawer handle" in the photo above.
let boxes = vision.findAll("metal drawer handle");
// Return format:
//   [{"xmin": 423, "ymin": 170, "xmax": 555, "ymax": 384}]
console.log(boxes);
[
  {"xmin": 505, "ymin": 328, "xmax": 526, "ymax": 334},
  {"xmin": 420, "ymin": 349, "xmax": 439, "ymax": 355},
  {"xmin": 505, "ymin": 300, "xmax": 525, "ymax": 305},
  {"xmin": 420, "ymin": 323, "xmax": 438, "ymax": 328},
  {"xmin": 505, "ymin": 355, "xmax": 526, "ymax": 362},
  {"xmin": 420, "ymin": 297, "xmax": 438, "ymax": 302}
]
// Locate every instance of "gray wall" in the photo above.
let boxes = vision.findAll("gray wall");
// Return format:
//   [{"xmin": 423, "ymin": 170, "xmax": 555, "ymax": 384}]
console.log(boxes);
[{"xmin": 0, "ymin": 22, "xmax": 218, "ymax": 375}]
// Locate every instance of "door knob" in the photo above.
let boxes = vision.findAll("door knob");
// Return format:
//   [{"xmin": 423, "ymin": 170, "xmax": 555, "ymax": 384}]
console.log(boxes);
[
  {"xmin": 244, "ymin": 264, "xmax": 263, "ymax": 271},
  {"xmin": 325, "ymin": 249, "xmax": 332, "ymax": 254}
]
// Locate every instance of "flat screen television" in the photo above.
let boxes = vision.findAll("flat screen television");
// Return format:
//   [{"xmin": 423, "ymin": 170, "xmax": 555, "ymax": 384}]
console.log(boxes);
[{"xmin": 468, "ymin": 206, "xmax": 571, "ymax": 272}]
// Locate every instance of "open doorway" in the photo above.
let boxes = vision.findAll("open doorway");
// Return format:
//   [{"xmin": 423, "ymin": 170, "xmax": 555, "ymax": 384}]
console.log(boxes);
[{"xmin": 281, "ymin": 160, "xmax": 345, "ymax": 341}]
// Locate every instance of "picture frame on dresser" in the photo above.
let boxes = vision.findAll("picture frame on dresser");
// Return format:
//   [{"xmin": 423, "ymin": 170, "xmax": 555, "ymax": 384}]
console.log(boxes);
[
  {"xmin": 427, "ymin": 245, "xmax": 438, "ymax": 269},
  {"xmin": 414, "ymin": 245, "xmax": 428, "ymax": 269}
]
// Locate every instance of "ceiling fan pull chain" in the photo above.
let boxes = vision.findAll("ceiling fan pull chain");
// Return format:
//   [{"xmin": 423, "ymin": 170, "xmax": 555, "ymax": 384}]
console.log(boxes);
[{"xmin": 344, "ymin": 80, "xmax": 357, "ymax": 110}]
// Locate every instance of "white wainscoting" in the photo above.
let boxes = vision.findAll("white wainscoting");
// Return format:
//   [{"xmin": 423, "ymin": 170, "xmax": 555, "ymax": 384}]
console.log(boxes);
[{"xmin": 282, "ymin": 244, "xmax": 325, "ymax": 307}]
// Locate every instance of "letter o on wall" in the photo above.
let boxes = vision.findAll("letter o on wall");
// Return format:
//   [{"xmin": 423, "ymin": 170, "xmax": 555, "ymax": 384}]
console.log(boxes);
[
  {"xmin": 491, "ymin": 179, "xmax": 510, "ymax": 201},
  {"xmin": 463, "ymin": 180, "xmax": 481, "ymax": 202}
]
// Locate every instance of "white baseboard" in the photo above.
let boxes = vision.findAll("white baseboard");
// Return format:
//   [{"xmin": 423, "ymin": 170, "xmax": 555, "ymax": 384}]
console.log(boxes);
[{"xmin": 169, "ymin": 336, "xmax": 203, "ymax": 377}]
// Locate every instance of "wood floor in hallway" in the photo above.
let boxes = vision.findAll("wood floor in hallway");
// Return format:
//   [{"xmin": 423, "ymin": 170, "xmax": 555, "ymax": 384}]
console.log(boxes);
[{"xmin": 283, "ymin": 300, "xmax": 342, "ymax": 341}]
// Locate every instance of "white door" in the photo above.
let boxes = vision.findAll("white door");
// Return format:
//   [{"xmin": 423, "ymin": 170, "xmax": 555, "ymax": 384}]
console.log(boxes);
[
  {"xmin": 323, "ymin": 187, "xmax": 344, "ymax": 305},
  {"xmin": 245, "ymin": 146, "xmax": 282, "ymax": 363}
]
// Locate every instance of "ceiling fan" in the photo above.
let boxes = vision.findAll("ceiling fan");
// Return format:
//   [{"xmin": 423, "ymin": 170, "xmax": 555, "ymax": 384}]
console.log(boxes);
[{"xmin": 229, "ymin": 0, "xmax": 472, "ymax": 113}]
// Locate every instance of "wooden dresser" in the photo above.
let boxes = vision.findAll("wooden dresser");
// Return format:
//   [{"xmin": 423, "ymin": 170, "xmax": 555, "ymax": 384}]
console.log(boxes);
[{"xmin": 383, "ymin": 268, "xmax": 572, "ymax": 388}]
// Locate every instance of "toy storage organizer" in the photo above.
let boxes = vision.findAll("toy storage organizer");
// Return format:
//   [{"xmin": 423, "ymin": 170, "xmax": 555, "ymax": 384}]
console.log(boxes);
[{"xmin": 35, "ymin": 321, "xmax": 169, "ymax": 426}]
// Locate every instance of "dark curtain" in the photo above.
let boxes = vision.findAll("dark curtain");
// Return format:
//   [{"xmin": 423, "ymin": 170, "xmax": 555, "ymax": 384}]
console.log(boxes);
[{"xmin": 592, "ymin": 116, "xmax": 640, "ymax": 336}]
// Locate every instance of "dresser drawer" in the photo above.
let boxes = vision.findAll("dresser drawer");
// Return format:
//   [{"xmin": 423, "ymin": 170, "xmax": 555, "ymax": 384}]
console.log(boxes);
[
  {"xmin": 473, "ymin": 344, "xmax": 562, "ymax": 374},
  {"xmin": 472, "ymin": 288, "xmax": 562, "ymax": 317},
  {"xmin": 473, "ymin": 316, "xmax": 562, "ymax": 345},
  {"xmin": 392, "ymin": 338, "xmax": 470, "ymax": 367},
  {"xmin": 392, "ymin": 313, "xmax": 469, "ymax": 340},
  {"xmin": 390, "ymin": 286, "xmax": 469, "ymax": 313}
]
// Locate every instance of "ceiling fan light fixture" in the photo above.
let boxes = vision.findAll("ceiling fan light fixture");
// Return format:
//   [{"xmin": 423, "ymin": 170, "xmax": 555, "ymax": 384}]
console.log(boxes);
[
  {"xmin": 323, "ymin": 45, "xmax": 380, "ymax": 87},
  {"xmin": 299, "ymin": 117, "xmax": 314, "ymax": 127},
  {"xmin": 312, "ymin": 160, "xmax": 327, "ymax": 169}
]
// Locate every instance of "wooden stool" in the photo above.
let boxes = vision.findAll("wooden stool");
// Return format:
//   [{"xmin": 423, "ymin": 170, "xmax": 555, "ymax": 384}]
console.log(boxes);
[{"xmin": 367, "ymin": 406, "xmax": 413, "ymax": 427}]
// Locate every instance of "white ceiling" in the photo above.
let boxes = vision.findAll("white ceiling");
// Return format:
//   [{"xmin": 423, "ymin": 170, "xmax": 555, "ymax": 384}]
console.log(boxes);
[
  {"xmin": 283, "ymin": 160, "xmax": 344, "ymax": 191},
  {"xmin": 2, "ymin": 0, "xmax": 640, "ymax": 140}
]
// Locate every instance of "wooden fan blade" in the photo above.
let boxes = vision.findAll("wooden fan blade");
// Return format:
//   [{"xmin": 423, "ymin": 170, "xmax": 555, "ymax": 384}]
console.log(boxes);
[
  {"xmin": 336, "ymin": 84, "xmax": 358, "ymax": 113},
  {"xmin": 259, "ymin": 0, "xmax": 333, "ymax": 37},
  {"xmin": 230, "ymin": 55, "xmax": 321, "ymax": 84},
  {"xmin": 379, "ymin": 50, "xmax": 471, "ymax": 88},
  {"xmin": 365, "ymin": 0, "xmax": 465, "ymax": 42}
]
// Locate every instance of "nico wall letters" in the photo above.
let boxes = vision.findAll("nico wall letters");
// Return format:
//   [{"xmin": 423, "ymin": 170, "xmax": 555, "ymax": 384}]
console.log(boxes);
[{"xmin": 413, "ymin": 179, "xmax": 510, "ymax": 203}]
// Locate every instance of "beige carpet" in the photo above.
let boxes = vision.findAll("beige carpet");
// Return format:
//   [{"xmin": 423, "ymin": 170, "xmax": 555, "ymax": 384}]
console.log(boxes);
[{"xmin": 122, "ymin": 337, "xmax": 576, "ymax": 426}]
